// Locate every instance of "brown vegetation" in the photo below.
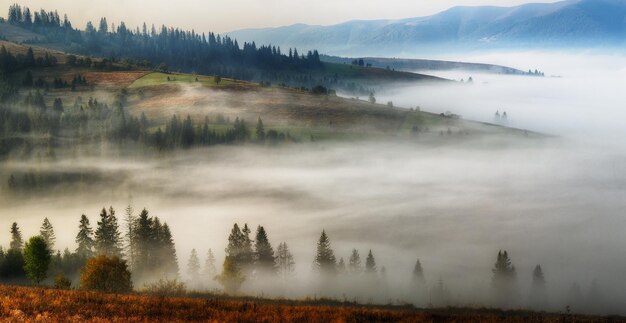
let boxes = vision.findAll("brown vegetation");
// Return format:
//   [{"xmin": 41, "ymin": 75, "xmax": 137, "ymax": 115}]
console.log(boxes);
[{"xmin": 0, "ymin": 284, "xmax": 618, "ymax": 322}]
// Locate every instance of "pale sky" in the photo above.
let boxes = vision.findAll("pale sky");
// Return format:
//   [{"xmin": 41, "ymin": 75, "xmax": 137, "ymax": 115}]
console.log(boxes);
[{"xmin": 1, "ymin": 0, "xmax": 561, "ymax": 33}]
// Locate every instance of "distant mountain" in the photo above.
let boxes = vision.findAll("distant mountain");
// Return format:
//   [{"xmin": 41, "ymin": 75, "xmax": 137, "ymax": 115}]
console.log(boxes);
[{"xmin": 227, "ymin": 0, "xmax": 626, "ymax": 56}]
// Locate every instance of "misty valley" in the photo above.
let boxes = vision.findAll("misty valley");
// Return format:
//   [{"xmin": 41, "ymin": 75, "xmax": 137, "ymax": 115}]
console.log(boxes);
[{"xmin": 0, "ymin": 1, "xmax": 625, "ymax": 322}]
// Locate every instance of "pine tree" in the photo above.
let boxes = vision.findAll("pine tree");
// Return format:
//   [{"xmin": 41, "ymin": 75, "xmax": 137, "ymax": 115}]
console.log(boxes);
[
  {"xmin": 365, "ymin": 250, "xmax": 377, "ymax": 275},
  {"xmin": 529, "ymin": 264, "xmax": 547, "ymax": 310},
  {"xmin": 75, "ymin": 214, "xmax": 94, "ymax": 258},
  {"xmin": 313, "ymin": 230, "xmax": 336, "ymax": 276},
  {"xmin": 10, "ymin": 222, "xmax": 23, "ymax": 251},
  {"xmin": 254, "ymin": 225, "xmax": 276, "ymax": 275},
  {"xmin": 348, "ymin": 249, "xmax": 362, "ymax": 275},
  {"xmin": 492, "ymin": 250, "xmax": 518, "ymax": 307},
  {"xmin": 240, "ymin": 224, "xmax": 254, "ymax": 273},
  {"xmin": 94, "ymin": 207, "xmax": 123, "ymax": 257},
  {"xmin": 413, "ymin": 258, "xmax": 425, "ymax": 285},
  {"xmin": 204, "ymin": 248, "xmax": 217, "ymax": 278},
  {"xmin": 187, "ymin": 248, "xmax": 201, "ymax": 282},
  {"xmin": 276, "ymin": 242, "xmax": 295, "ymax": 281},
  {"xmin": 40, "ymin": 218, "xmax": 56, "ymax": 251},
  {"xmin": 337, "ymin": 257, "xmax": 346, "ymax": 275},
  {"xmin": 123, "ymin": 205, "xmax": 137, "ymax": 271},
  {"xmin": 158, "ymin": 221, "xmax": 180, "ymax": 279},
  {"xmin": 255, "ymin": 117, "xmax": 265, "ymax": 143}
]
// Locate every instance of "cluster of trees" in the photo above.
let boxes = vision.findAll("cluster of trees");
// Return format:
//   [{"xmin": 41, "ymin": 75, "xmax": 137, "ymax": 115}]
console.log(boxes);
[
  {"xmin": 7, "ymin": 4, "xmax": 322, "ymax": 83},
  {"xmin": 0, "ymin": 206, "xmax": 177, "ymax": 290},
  {"xmin": 0, "ymin": 46, "xmax": 57, "ymax": 74},
  {"xmin": 215, "ymin": 223, "xmax": 295, "ymax": 294},
  {"xmin": 153, "ymin": 115, "xmax": 294, "ymax": 151}
]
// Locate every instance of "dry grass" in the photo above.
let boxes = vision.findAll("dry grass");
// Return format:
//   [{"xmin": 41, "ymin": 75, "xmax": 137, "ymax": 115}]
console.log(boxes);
[{"xmin": 0, "ymin": 284, "xmax": 616, "ymax": 322}]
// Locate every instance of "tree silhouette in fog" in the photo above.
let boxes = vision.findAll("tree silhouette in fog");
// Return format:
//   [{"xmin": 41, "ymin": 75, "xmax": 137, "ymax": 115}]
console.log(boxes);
[
  {"xmin": 348, "ymin": 249, "xmax": 362, "ymax": 275},
  {"xmin": 365, "ymin": 250, "xmax": 377, "ymax": 275},
  {"xmin": 187, "ymin": 249, "xmax": 201, "ymax": 284},
  {"xmin": 254, "ymin": 225, "xmax": 276, "ymax": 276},
  {"xmin": 491, "ymin": 250, "xmax": 518, "ymax": 307},
  {"xmin": 313, "ymin": 230, "xmax": 337, "ymax": 276},
  {"xmin": 94, "ymin": 207, "xmax": 123, "ymax": 257},
  {"xmin": 276, "ymin": 242, "xmax": 295, "ymax": 282},
  {"xmin": 39, "ymin": 218, "xmax": 56, "ymax": 251},
  {"xmin": 529, "ymin": 264, "xmax": 547, "ymax": 310},
  {"xmin": 75, "ymin": 214, "xmax": 94, "ymax": 258}
]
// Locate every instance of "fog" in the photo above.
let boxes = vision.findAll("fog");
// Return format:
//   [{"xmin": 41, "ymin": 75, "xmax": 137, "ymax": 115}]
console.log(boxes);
[{"xmin": 1, "ymin": 52, "xmax": 626, "ymax": 314}]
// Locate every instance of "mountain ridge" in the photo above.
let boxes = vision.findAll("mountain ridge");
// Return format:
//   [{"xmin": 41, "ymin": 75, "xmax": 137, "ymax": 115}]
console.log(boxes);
[{"xmin": 226, "ymin": 0, "xmax": 626, "ymax": 56}]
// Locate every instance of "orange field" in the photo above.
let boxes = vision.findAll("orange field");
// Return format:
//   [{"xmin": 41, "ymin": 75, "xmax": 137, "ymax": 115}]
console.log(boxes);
[{"xmin": 0, "ymin": 284, "xmax": 617, "ymax": 322}]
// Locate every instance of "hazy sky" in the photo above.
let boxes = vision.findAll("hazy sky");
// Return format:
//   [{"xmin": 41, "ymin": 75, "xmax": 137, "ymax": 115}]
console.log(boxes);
[{"xmin": 2, "ymin": 0, "xmax": 561, "ymax": 33}]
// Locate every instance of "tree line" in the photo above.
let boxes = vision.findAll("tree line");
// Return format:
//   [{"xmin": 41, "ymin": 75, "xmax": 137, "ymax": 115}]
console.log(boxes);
[{"xmin": 6, "ymin": 4, "xmax": 323, "ymax": 83}]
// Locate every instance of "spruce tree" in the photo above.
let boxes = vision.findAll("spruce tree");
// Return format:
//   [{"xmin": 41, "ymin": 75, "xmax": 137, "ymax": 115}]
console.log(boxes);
[
  {"xmin": 313, "ymin": 230, "xmax": 336, "ymax": 276},
  {"xmin": 529, "ymin": 264, "xmax": 547, "ymax": 310},
  {"xmin": 413, "ymin": 258, "xmax": 425, "ymax": 285},
  {"xmin": 276, "ymin": 242, "xmax": 295, "ymax": 281},
  {"xmin": 157, "ymin": 221, "xmax": 179, "ymax": 279},
  {"xmin": 75, "ymin": 214, "xmax": 94, "ymax": 258},
  {"xmin": 40, "ymin": 218, "xmax": 56, "ymax": 251},
  {"xmin": 337, "ymin": 257, "xmax": 346, "ymax": 275},
  {"xmin": 10, "ymin": 222, "xmax": 23, "ymax": 251},
  {"xmin": 255, "ymin": 117, "xmax": 265, "ymax": 143},
  {"xmin": 254, "ymin": 225, "xmax": 276, "ymax": 275},
  {"xmin": 240, "ymin": 224, "xmax": 254, "ymax": 271},
  {"xmin": 187, "ymin": 248, "xmax": 201, "ymax": 282},
  {"xmin": 94, "ymin": 207, "xmax": 123, "ymax": 257},
  {"xmin": 204, "ymin": 248, "xmax": 217, "ymax": 278},
  {"xmin": 133, "ymin": 208, "xmax": 153, "ymax": 274},
  {"xmin": 491, "ymin": 250, "xmax": 518, "ymax": 307},
  {"xmin": 365, "ymin": 250, "xmax": 377, "ymax": 275},
  {"xmin": 348, "ymin": 249, "xmax": 362, "ymax": 275}
]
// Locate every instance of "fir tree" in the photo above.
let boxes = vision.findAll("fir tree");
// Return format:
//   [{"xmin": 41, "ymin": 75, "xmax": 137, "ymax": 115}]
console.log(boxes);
[
  {"xmin": 10, "ymin": 222, "xmax": 23, "ymax": 251},
  {"xmin": 313, "ymin": 230, "xmax": 336, "ymax": 276},
  {"xmin": 413, "ymin": 258, "xmax": 425, "ymax": 285},
  {"xmin": 94, "ymin": 207, "xmax": 123, "ymax": 257},
  {"xmin": 254, "ymin": 225, "xmax": 275, "ymax": 275},
  {"xmin": 39, "ymin": 218, "xmax": 56, "ymax": 251},
  {"xmin": 204, "ymin": 248, "xmax": 217, "ymax": 278},
  {"xmin": 276, "ymin": 242, "xmax": 295, "ymax": 281},
  {"xmin": 348, "ymin": 249, "xmax": 362, "ymax": 275},
  {"xmin": 365, "ymin": 250, "xmax": 377, "ymax": 275},
  {"xmin": 492, "ymin": 250, "xmax": 518, "ymax": 307},
  {"xmin": 337, "ymin": 257, "xmax": 346, "ymax": 275},
  {"xmin": 75, "ymin": 214, "xmax": 94, "ymax": 258},
  {"xmin": 255, "ymin": 117, "xmax": 265, "ymax": 143},
  {"xmin": 187, "ymin": 248, "xmax": 201, "ymax": 282}
]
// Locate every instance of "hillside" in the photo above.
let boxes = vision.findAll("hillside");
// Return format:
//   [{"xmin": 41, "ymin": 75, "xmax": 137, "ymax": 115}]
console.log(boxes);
[
  {"xmin": 0, "ymin": 284, "xmax": 612, "ymax": 322},
  {"xmin": 0, "ymin": 40, "xmax": 537, "ymax": 157},
  {"xmin": 321, "ymin": 55, "xmax": 536, "ymax": 75},
  {"xmin": 226, "ymin": 0, "xmax": 626, "ymax": 56}
]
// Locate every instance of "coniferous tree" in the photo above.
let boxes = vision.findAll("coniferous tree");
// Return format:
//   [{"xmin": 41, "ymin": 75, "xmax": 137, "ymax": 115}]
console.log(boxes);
[
  {"xmin": 348, "ymin": 249, "xmax": 362, "ymax": 275},
  {"xmin": 133, "ymin": 208, "xmax": 152, "ymax": 274},
  {"xmin": 123, "ymin": 205, "xmax": 137, "ymax": 271},
  {"xmin": 204, "ymin": 248, "xmax": 217, "ymax": 278},
  {"xmin": 253, "ymin": 225, "xmax": 276, "ymax": 275},
  {"xmin": 255, "ymin": 117, "xmax": 265, "ymax": 143},
  {"xmin": 529, "ymin": 264, "xmax": 547, "ymax": 310},
  {"xmin": 10, "ymin": 222, "xmax": 23, "ymax": 251},
  {"xmin": 276, "ymin": 242, "xmax": 295, "ymax": 282},
  {"xmin": 76, "ymin": 214, "xmax": 94, "ymax": 258},
  {"xmin": 240, "ymin": 224, "xmax": 254, "ymax": 274},
  {"xmin": 491, "ymin": 250, "xmax": 518, "ymax": 307},
  {"xmin": 337, "ymin": 257, "xmax": 346, "ymax": 275},
  {"xmin": 413, "ymin": 258, "xmax": 425, "ymax": 285},
  {"xmin": 94, "ymin": 207, "xmax": 123, "ymax": 257},
  {"xmin": 39, "ymin": 217, "xmax": 56, "ymax": 251},
  {"xmin": 313, "ymin": 230, "xmax": 336, "ymax": 276},
  {"xmin": 365, "ymin": 250, "xmax": 377, "ymax": 275},
  {"xmin": 187, "ymin": 248, "xmax": 201, "ymax": 283},
  {"xmin": 157, "ymin": 221, "xmax": 179, "ymax": 279}
]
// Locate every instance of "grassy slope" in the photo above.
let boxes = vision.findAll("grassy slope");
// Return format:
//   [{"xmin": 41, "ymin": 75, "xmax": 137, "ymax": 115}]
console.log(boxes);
[
  {"xmin": 0, "ymin": 284, "xmax": 611, "ymax": 322},
  {"xmin": 0, "ymin": 38, "xmax": 538, "ymax": 143}
]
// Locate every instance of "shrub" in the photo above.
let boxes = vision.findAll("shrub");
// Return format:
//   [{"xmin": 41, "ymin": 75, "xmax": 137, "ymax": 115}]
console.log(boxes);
[
  {"xmin": 54, "ymin": 275, "xmax": 72, "ymax": 289},
  {"xmin": 142, "ymin": 278, "xmax": 186, "ymax": 296},
  {"xmin": 80, "ymin": 255, "xmax": 132, "ymax": 293}
]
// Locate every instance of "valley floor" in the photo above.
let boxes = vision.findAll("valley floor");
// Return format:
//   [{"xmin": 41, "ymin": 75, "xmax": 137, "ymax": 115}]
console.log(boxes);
[{"xmin": 0, "ymin": 284, "xmax": 618, "ymax": 322}]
